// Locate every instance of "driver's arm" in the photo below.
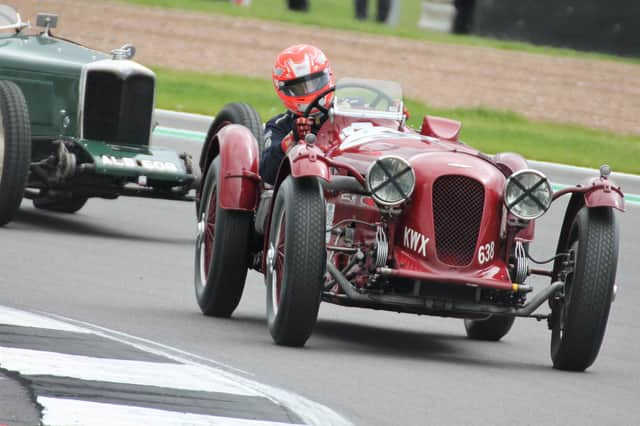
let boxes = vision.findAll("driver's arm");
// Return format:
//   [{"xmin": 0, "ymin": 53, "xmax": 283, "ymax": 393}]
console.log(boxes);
[{"xmin": 260, "ymin": 114, "xmax": 292, "ymax": 185}]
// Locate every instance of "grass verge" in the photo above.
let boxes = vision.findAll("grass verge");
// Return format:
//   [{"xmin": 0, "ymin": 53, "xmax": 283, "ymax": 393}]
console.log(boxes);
[
  {"xmin": 120, "ymin": 0, "xmax": 638, "ymax": 64},
  {"xmin": 154, "ymin": 67, "xmax": 640, "ymax": 174}
]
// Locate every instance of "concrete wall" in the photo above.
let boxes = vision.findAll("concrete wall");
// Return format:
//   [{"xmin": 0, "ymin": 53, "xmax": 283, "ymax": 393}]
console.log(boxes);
[{"xmin": 471, "ymin": 0, "xmax": 639, "ymax": 57}]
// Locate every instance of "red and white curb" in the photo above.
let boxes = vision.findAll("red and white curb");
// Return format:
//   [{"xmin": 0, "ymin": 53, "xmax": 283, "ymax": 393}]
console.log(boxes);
[{"xmin": 0, "ymin": 306, "xmax": 352, "ymax": 426}]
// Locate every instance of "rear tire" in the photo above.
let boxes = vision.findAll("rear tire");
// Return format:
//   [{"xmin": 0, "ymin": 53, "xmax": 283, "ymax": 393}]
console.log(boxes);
[
  {"xmin": 194, "ymin": 161, "xmax": 251, "ymax": 317},
  {"xmin": 266, "ymin": 176, "xmax": 326, "ymax": 346},
  {"xmin": 33, "ymin": 194, "xmax": 88, "ymax": 213},
  {"xmin": 209, "ymin": 103, "xmax": 264, "ymax": 153},
  {"xmin": 464, "ymin": 316, "xmax": 515, "ymax": 341},
  {"xmin": 550, "ymin": 207, "xmax": 618, "ymax": 371},
  {"xmin": 0, "ymin": 81, "xmax": 31, "ymax": 226}
]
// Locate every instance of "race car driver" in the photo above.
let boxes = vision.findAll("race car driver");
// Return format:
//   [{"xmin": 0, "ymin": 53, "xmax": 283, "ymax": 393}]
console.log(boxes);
[{"xmin": 259, "ymin": 44, "xmax": 335, "ymax": 185}]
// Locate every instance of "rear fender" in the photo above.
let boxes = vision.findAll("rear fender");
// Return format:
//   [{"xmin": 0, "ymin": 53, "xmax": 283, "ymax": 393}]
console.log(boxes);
[
  {"xmin": 203, "ymin": 124, "xmax": 260, "ymax": 212},
  {"xmin": 493, "ymin": 152, "xmax": 528, "ymax": 177}
]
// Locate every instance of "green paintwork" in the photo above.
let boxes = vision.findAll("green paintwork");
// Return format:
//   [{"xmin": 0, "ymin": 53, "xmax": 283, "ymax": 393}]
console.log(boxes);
[
  {"xmin": 0, "ymin": 32, "xmax": 108, "ymax": 139},
  {"xmin": 78, "ymin": 139, "xmax": 191, "ymax": 183},
  {"xmin": 0, "ymin": 24, "xmax": 191, "ymax": 188}
]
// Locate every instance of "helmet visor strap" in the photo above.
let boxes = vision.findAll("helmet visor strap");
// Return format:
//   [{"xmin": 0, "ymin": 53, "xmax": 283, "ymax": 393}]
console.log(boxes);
[{"xmin": 280, "ymin": 71, "xmax": 330, "ymax": 97}]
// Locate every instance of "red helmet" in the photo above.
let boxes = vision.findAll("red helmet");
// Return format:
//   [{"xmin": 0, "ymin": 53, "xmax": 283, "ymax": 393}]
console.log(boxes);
[{"xmin": 272, "ymin": 44, "xmax": 334, "ymax": 115}]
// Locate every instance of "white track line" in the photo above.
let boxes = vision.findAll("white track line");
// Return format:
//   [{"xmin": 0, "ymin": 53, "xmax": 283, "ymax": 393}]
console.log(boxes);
[
  {"xmin": 39, "ymin": 398, "xmax": 303, "ymax": 426},
  {"xmin": 0, "ymin": 347, "xmax": 260, "ymax": 396},
  {"xmin": 0, "ymin": 305, "xmax": 90, "ymax": 333},
  {"xmin": 1, "ymin": 306, "xmax": 353, "ymax": 426}
]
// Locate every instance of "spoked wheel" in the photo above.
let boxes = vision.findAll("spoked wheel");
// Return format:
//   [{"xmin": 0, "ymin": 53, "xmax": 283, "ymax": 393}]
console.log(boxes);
[
  {"xmin": 266, "ymin": 176, "xmax": 326, "ymax": 347},
  {"xmin": 33, "ymin": 193, "xmax": 88, "ymax": 213},
  {"xmin": 0, "ymin": 80, "xmax": 31, "ymax": 226},
  {"xmin": 194, "ymin": 160, "xmax": 251, "ymax": 317},
  {"xmin": 464, "ymin": 315, "xmax": 515, "ymax": 341},
  {"xmin": 550, "ymin": 207, "xmax": 619, "ymax": 371}
]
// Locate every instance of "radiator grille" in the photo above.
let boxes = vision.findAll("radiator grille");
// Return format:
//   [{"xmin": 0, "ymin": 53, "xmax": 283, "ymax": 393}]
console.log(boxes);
[
  {"xmin": 83, "ymin": 71, "xmax": 154, "ymax": 145},
  {"xmin": 432, "ymin": 175, "xmax": 485, "ymax": 266}
]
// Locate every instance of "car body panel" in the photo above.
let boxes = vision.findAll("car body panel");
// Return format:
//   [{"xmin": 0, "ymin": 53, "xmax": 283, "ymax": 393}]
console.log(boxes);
[
  {"xmin": 199, "ymin": 77, "xmax": 624, "ymax": 325},
  {"xmin": 79, "ymin": 140, "xmax": 192, "ymax": 183},
  {"xmin": 216, "ymin": 124, "xmax": 260, "ymax": 211},
  {"xmin": 0, "ymin": 33, "xmax": 108, "ymax": 139},
  {"xmin": 0, "ymin": 8, "xmax": 195, "ymax": 208}
]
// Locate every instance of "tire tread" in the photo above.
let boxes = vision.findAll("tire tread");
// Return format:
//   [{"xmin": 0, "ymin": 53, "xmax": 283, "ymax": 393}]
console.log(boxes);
[
  {"xmin": 0, "ymin": 80, "xmax": 31, "ymax": 225},
  {"xmin": 551, "ymin": 207, "xmax": 618, "ymax": 371}
]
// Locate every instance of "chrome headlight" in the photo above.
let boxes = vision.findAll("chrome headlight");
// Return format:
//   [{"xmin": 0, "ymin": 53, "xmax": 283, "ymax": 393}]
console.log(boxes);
[
  {"xmin": 366, "ymin": 156, "xmax": 415, "ymax": 206},
  {"xmin": 504, "ymin": 169, "xmax": 553, "ymax": 220}
]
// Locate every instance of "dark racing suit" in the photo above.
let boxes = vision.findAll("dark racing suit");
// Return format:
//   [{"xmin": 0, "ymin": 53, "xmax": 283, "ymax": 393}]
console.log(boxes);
[{"xmin": 259, "ymin": 111, "xmax": 325, "ymax": 185}]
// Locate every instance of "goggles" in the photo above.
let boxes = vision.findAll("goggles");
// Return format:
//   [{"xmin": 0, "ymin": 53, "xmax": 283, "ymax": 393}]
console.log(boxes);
[{"xmin": 278, "ymin": 71, "xmax": 330, "ymax": 97}]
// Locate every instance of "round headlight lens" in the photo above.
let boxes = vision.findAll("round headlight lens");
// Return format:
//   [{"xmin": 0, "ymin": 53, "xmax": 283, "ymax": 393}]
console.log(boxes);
[
  {"xmin": 504, "ymin": 169, "xmax": 553, "ymax": 220},
  {"xmin": 366, "ymin": 156, "xmax": 415, "ymax": 206}
]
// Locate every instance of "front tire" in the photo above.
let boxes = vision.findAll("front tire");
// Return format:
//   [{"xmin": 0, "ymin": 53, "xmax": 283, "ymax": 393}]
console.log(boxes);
[
  {"xmin": 550, "ymin": 207, "xmax": 619, "ymax": 371},
  {"xmin": 266, "ymin": 176, "xmax": 326, "ymax": 346},
  {"xmin": 0, "ymin": 81, "xmax": 31, "ymax": 226},
  {"xmin": 194, "ymin": 161, "xmax": 251, "ymax": 317},
  {"xmin": 464, "ymin": 316, "xmax": 515, "ymax": 341}
]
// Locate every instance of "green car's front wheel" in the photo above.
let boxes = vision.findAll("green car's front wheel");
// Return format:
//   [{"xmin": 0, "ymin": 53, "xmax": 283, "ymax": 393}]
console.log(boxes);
[
  {"xmin": 0, "ymin": 80, "xmax": 31, "ymax": 226},
  {"xmin": 194, "ymin": 161, "xmax": 251, "ymax": 317}
]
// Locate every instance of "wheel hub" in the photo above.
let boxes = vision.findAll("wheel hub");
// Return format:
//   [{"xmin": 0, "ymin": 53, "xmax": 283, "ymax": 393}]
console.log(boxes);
[
  {"xmin": 266, "ymin": 243, "xmax": 276, "ymax": 278},
  {"xmin": 196, "ymin": 213, "xmax": 205, "ymax": 240}
]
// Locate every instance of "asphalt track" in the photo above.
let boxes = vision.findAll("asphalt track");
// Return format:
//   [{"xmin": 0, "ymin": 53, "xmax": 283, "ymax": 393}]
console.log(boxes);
[{"xmin": 1, "ymin": 112, "xmax": 639, "ymax": 425}]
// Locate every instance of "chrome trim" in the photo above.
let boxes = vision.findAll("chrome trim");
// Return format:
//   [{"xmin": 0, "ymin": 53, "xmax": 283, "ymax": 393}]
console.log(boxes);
[
  {"xmin": 78, "ymin": 58, "xmax": 156, "ymax": 142},
  {"xmin": 366, "ymin": 155, "xmax": 416, "ymax": 207},
  {"xmin": 504, "ymin": 169, "xmax": 553, "ymax": 220}
]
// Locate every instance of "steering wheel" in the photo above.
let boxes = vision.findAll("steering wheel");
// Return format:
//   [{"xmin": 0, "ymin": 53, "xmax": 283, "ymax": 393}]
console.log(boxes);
[
  {"xmin": 302, "ymin": 82, "xmax": 397, "ymax": 118},
  {"xmin": 303, "ymin": 86, "xmax": 336, "ymax": 118},
  {"xmin": 334, "ymin": 81, "xmax": 395, "ymax": 110}
]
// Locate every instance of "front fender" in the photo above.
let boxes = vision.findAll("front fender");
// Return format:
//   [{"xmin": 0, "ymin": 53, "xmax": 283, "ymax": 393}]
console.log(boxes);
[
  {"xmin": 288, "ymin": 144, "xmax": 331, "ymax": 181},
  {"xmin": 584, "ymin": 182, "xmax": 625, "ymax": 210},
  {"xmin": 553, "ymin": 176, "xmax": 625, "ymax": 212},
  {"xmin": 552, "ymin": 176, "xmax": 624, "ymax": 279},
  {"xmin": 214, "ymin": 124, "xmax": 260, "ymax": 211}
]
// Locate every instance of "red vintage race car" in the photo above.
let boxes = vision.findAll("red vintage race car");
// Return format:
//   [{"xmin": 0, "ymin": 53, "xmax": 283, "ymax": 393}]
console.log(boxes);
[{"xmin": 194, "ymin": 78, "xmax": 624, "ymax": 371}]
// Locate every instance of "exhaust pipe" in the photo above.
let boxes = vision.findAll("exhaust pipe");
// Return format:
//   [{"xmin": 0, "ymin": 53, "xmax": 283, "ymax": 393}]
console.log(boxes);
[{"xmin": 326, "ymin": 262, "xmax": 564, "ymax": 318}]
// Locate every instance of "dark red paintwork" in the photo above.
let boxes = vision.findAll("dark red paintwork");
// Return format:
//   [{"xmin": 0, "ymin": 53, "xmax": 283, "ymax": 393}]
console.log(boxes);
[
  {"xmin": 202, "ymin": 104, "xmax": 625, "ymax": 304},
  {"xmin": 554, "ymin": 175, "xmax": 624, "ymax": 212},
  {"xmin": 268, "ymin": 115, "xmax": 518, "ymax": 291},
  {"xmin": 420, "ymin": 115, "xmax": 461, "ymax": 142},
  {"xmin": 215, "ymin": 124, "xmax": 260, "ymax": 211}
]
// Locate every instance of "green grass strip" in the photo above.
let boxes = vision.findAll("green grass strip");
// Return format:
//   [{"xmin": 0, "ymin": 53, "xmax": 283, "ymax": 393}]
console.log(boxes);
[
  {"xmin": 119, "ymin": 0, "xmax": 638, "ymax": 64},
  {"xmin": 153, "ymin": 67, "xmax": 640, "ymax": 175}
]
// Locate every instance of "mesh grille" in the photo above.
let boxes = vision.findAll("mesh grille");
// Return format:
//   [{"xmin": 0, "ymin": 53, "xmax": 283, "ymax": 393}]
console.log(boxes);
[{"xmin": 433, "ymin": 175, "xmax": 485, "ymax": 266}]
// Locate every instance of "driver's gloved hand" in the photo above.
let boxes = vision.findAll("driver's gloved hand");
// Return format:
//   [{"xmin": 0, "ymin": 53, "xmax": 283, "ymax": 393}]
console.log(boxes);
[{"xmin": 295, "ymin": 117, "xmax": 314, "ymax": 140}]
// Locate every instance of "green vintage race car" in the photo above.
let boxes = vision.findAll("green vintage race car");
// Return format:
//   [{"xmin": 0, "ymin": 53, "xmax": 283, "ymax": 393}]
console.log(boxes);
[{"xmin": 0, "ymin": 6, "xmax": 195, "ymax": 225}]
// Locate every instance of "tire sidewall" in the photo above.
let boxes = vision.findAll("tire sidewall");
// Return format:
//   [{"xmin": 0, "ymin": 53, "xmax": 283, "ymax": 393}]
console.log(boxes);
[
  {"xmin": 266, "ymin": 177, "xmax": 326, "ymax": 344},
  {"xmin": 0, "ymin": 81, "xmax": 31, "ymax": 225},
  {"xmin": 551, "ymin": 207, "xmax": 618, "ymax": 369},
  {"xmin": 266, "ymin": 181, "xmax": 287, "ymax": 332},
  {"xmin": 194, "ymin": 160, "xmax": 218, "ymax": 302}
]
